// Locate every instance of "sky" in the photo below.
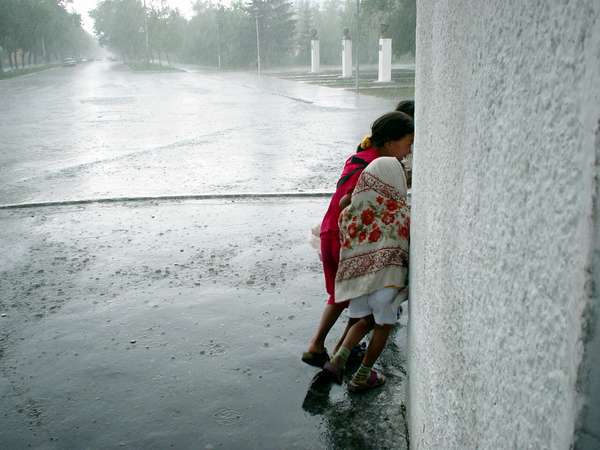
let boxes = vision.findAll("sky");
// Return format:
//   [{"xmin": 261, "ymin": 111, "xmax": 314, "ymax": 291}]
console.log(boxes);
[{"xmin": 70, "ymin": 0, "xmax": 199, "ymax": 34}]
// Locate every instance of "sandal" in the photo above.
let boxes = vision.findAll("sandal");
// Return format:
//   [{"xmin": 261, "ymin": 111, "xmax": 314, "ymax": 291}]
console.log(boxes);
[
  {"xmin": 348, "ymin": 369, "xmax": 386, "ymax": 392},
  {"xmin": 301, "ymin": 349, "xmax": 330, "ymax": 368},
  {"xmin": 322, "ymin": 360, "xmax": 344, "ymax": 385}
]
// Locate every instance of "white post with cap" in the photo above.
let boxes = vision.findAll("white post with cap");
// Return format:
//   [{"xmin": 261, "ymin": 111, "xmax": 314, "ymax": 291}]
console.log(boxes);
[
  {"xmin": 378, "ymin": 38, "xmax": 392, "ymax": 82},
  {"xmin": 342, "ymin": 39, "xmax": 352, "ymax": 78},
  {"xmin": 311, "ymin": 39, "xmax": 320, "ymax": 73}
]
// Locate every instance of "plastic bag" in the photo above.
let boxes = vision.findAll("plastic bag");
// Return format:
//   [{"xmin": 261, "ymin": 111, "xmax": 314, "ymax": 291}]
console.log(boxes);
[{"xmin": 309, "ymin": 224, "xmax": 322, "ymax": 261}]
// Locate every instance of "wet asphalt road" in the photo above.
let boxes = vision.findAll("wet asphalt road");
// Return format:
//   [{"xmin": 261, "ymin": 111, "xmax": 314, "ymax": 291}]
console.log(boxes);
[
  {"xmin": 0, "ymin": 62, "xmax": 395, "ymax": 205},
  {"xmin": 0, "ymin": 62, "xmax": 408, "ymax": 449}
]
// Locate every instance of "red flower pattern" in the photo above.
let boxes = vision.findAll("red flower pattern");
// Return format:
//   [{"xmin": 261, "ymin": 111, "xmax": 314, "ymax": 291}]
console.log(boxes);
[
  {"xmin": 368, "ymin": 227, "xmax": 382, "ymax": 242},
  {"xmin": 340, "ymin": 189, "xmax": 409, "ymax": 250},
  {"xmin": 381, "ymin": 211, "xmax": 395, "ymax": 225},
  {"xmin": 361, "ymin": 208, "xmax": 375, "ymax": 225},
  {"xmin": 386, "ymin": 199, "xmax": 399, "ymax": 212},
  {"xmin": 348, "ymin": 223, "xmax": 359, "ymax": 238},
  {"xmin": 398, "ymin": 223, "xmax": 410, "ymax": 240}
]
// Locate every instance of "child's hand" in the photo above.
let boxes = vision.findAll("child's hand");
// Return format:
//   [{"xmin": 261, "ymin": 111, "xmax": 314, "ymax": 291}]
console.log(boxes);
[{"xmin": 339, "ymin": 193, "xmax": 351, "ymax": 210}]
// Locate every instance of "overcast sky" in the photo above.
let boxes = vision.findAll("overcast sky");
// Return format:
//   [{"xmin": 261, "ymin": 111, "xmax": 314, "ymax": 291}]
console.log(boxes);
[{"xmin": 70, "ymin": 0, "xmax": 199, "ymax": 33}]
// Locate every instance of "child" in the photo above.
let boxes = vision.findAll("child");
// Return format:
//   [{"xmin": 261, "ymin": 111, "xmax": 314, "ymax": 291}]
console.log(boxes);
[
  {"xmin": 357, "ymin": 100, "xmax": 414, "ymax": 188},
  {"xmin": 302, "ymin": 111, "xmax": 414, "ymax": 368},
  {"xmin": 323, "ymin": 153, "xmax": 411, "ymax": 391}
]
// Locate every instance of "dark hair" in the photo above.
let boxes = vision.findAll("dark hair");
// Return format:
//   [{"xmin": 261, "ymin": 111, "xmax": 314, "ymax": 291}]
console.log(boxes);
[
  {"xmin": 395, "ymin": 100, "xmax": 414, "ymax": 118},
  {"xmin": 370, "ymin": 111, "xmax": 414, "ymax": 148}
]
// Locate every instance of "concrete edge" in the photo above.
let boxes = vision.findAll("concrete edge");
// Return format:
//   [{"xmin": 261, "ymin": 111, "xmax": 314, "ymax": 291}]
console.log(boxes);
[{"xmin": 0, "ymin": 192, "xmax": 336, "ymax": 211}]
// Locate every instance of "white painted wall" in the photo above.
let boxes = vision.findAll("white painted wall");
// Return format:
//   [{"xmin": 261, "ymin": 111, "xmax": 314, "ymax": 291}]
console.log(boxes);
[{"xmin": 409, "ymin": 1, "xmax": 600, "ymax": 449}]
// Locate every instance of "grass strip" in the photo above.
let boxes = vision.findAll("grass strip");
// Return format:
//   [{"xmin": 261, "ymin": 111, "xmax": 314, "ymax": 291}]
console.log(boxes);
[{"xmin": 0, "ymin": 64, "xmax": 59, "ymax": 80}]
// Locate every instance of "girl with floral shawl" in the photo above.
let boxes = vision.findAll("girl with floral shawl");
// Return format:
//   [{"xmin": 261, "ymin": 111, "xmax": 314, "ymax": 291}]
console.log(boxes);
[
  {"xmin": 323, "ymin": 155, "xmax": 410, "ymax": 392},
  {"xmin": 302, "ymin": 111, "xmax": 414, "ymax": 370},
  {"xmin": 336, "ymin": 157, "xmax": 409, "ymax": 303}
]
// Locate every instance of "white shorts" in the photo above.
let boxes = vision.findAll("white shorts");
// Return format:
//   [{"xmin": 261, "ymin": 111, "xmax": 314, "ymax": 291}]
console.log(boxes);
[{"xmin": 347, "ymin": 287, "xmax": 401, "ymax": 325}]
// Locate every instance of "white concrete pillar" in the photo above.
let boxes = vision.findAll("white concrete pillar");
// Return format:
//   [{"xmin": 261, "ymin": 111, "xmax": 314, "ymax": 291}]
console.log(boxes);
[
  {"xmin": 342, "ymin": 39, "xmax": 352, "ymax": 78},
  {"xmin": 310, "ymin": 39, "xmax": 320, "ymax": 73},
  {"xmin": 378, "ymin": 38, "xmax": 392, "ymax": 82}
]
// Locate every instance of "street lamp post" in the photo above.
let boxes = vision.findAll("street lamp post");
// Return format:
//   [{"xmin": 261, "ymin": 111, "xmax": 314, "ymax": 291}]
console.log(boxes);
[
  {"xmin": 255, "ymin": 13, "xmax": 261, "ymax": 76},
  {"xmin": 216, "ymin": 4, "xmax": 223, "ymax": 70},
  {"xmin": 355, "ymin": 0, "xmax": 360, "ymax": 92},
  {"xmin": 143, "ymin": 0, "xmax": 150, "ymax": 64}
]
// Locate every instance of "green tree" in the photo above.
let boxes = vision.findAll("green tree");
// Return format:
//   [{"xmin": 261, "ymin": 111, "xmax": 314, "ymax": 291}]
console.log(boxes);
[
  {"xmin": 218, "ymin": 2, "xmax": 255, "ymax": 68},
  {"xmin": 294, "ymin": 0, "xmax": 316, "ymax": 65},
  {"xmin": 85, "ymin": 0, "xmax": 415, "ymax": 71},
  {"xmin": 361, "ymin": 0, "xmax": 415, "ymax": 59},
  {"xmin": 247, "ymin": 0, "xmax": 296, "ymax": 68},
  {"xmin": 315, "ymin": 0, "xmax": 343, "ymax": 65},
  {"xmin": 0, "ymin": 0, "xmax": 90, "ymax": 70},
  {"xmin": 185, "ymin": 1, "xmax": 219, "ymax": 66},
  {"xmin": 0, "ymin": 0, "xmax": 17, "ymax": 69},
  {"xmin": 91, "ymin": 0, "xmax": 146, "ymax": 61},
  {"xmin": 145, "ymin": 1, "xmax": 185, "ymax": 64},
  {"xmin": 184, "ymin": 0, "xmax": 255, "ymax": 69},
  {"xmin": 162, "ymin": 9, "xmax": 186, "ymax": 64}
]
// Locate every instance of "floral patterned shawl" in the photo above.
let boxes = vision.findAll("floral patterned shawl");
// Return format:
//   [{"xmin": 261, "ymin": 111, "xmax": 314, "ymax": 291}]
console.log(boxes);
[{"xmin": 335, "ymin": 157, "xmax": 410, "ymax": 303}]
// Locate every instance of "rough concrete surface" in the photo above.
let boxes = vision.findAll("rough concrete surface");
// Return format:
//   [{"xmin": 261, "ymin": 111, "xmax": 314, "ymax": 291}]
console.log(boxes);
[
  {"xmin": 0, "ymin": 199, "xmax": 409, "ymax": 450},
  {"xmin": 410, "ymin": 1, "xmax": 600, "ymax": 449}
]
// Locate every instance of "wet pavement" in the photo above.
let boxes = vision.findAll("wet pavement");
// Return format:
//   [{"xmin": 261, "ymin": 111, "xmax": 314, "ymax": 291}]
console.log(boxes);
[
  {"xmin": 0, "ymin": 62, "xmax": 409, "ymax": 449},
  {"xmin": 0, "ymin": 61, "xmax": 396, "ymax": 205}
]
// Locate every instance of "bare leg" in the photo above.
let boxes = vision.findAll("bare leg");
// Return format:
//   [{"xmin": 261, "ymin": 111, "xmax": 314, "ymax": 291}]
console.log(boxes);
[
  {"xmin": 332, "ymin": 317, "xmax": 358, "ymax": 354},
  {"xmin": 323, "ymin": 316, "xmax": 376, "ymax": 383},
  {"xmin": 307, "ymin": 303, "xmax": 346, "ymax": 354},
  {"xmin": 335, "ymin": 316, "xmax": 374, "ymax": 355},
  {"xmin": 361, "ymin": 324, "xmax": 393, "ymax": 367}
]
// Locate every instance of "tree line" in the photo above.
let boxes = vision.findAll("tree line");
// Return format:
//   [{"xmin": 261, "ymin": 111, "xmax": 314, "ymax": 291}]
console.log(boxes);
[
  {"xmin": 91, "ymin": 0, "xmax": 415, "ymax": 69},
  {"xmin": 0, "ymin": 0, "xmax": 95, "ymax": 71}
]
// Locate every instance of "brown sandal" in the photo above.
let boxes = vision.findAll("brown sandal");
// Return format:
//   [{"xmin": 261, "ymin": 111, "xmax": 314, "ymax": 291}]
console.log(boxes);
[{"xmin": 301, "ymin": 349, "xmax": 330, "ymax": 368}]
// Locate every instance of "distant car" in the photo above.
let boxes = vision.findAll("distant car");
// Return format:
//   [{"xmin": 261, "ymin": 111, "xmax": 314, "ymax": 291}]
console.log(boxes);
[{"xmin": 62, "ymin": 57, "xmax": 77, "ymax": 67}]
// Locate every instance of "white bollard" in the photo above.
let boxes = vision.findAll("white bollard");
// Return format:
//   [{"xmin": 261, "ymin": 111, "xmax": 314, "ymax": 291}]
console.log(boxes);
[
  {"xmin": 378, "ymin": 38, "xmax": 392, "ymax": 82},
  {"xmin": 342, "ymin": 39, "xmax": 352, "ymax": 78},
  {"xmin": 311, "ymin": 39, "xmax": 320, "ymax": 73}
]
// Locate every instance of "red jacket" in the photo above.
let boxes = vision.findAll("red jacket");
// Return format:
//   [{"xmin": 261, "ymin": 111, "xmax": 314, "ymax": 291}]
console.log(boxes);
[{"xmin": 320, "ymin": 147, "xmax": 379, "ymax": 235}]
